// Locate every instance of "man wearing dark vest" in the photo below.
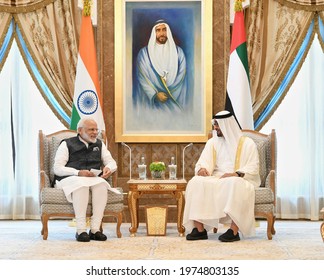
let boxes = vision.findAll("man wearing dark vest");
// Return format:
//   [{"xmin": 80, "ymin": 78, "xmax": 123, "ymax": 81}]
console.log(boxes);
[{"xmin": 54, "ymin": 117, "xmax": 118, "ymax": 242}]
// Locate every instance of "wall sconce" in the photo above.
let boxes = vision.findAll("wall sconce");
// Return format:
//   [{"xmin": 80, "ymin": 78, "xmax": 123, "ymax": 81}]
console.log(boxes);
[
  {"xmin": 121, "ymin": 142, "xmax": 132, "ymax": 179},
  {"xmin": 182, "ymin": 143, "xmax": 193, "ymax": 180}
]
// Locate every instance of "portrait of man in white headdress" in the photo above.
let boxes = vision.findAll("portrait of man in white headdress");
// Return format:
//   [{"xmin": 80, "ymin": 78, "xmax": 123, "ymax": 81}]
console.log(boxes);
[
  {"xmin": 133, "ymin": 19, "xmax": 188, "ymax": 113},
  {"xmin": 120, "ymin": 1, "xmax": 209, "ymax": 138}
]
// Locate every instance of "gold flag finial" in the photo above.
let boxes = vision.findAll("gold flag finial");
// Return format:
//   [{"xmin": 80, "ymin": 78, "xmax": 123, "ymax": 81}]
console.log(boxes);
[
  {"xmin": 83, "ymin": 0, "xmax": 92, "ymax": 16},
  {"xmin": 234, "ymin": 0, "xmax": 245, "ymax": 12}
]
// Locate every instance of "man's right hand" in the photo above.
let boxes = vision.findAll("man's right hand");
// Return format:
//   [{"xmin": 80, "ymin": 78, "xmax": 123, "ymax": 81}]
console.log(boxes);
[
  {"xmin": 156, "ymin": 92, "xmax": 168, "ymax": 103},
  {"xmin": 78, "ymin": 170, "xmax": 95, "ymax": 177},
  {"xmin": 197, "ymin": 168, "xmax": 210, "ymax": 176}
]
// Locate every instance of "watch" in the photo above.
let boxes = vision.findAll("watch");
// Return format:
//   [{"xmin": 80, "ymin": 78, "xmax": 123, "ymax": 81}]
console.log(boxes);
[{"xmin": 236, "ymin": 171, "xmax": 245, "ymax": 177}]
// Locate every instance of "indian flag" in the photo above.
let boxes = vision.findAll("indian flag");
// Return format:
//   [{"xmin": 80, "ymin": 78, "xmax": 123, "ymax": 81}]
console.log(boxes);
[
  {"xmin": 70, "ymin": 9, "xmax": 105, "ymax": 131},
  {"xmin": 225, "ymin": 5, "xmax": 254, "ymax": 130}
]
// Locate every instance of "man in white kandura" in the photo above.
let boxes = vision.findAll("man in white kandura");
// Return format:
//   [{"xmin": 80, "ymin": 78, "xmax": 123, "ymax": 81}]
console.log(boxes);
[
  {"xmin": 54, "ymin": 117, "xmax": 119, "ymax": 242},
  {"xmin": 183, "ymin": 110, "xmax": 260, "ymax": 242}
]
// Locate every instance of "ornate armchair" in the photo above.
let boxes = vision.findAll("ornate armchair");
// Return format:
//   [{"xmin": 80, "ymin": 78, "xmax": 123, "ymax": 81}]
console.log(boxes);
[
  {"xmin": 243, "ymin": 129, "xmax": 277, "ymax": 240},
  {"xmin": 38, "ymin": 129, "xmax": 124, "ymax": 240},
  {"xmin": 211, "ymin": 129, "xmax": 277, "ymax": 240}
]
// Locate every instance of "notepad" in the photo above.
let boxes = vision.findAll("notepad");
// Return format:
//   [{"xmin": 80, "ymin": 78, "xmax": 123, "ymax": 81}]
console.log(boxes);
[{"xmin": 90, "ymin": 169, "xmax": 102, "ymax": 176}]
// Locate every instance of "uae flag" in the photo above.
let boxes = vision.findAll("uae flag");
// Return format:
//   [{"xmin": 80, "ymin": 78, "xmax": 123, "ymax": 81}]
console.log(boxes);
[
  {"xmin": 225, "ymin": 7, "xmax": 254, "ymax": 130},
  {"xmin": 70, "ymin": 9, "xmax": 105, "ymax": 131}
]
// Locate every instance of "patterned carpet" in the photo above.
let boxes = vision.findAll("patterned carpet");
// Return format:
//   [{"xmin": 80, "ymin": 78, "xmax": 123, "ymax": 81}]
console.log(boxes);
[{"xmin": 0, "ymin": 220, "xmax": 323, "ymax": 260}]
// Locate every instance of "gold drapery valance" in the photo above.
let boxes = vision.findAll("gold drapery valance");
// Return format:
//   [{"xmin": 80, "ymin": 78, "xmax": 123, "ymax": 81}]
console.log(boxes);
[
  {"xmin": 0, "ymin": 0, "xmax": 81, "ymax": 127},
  {"xmin": 0, "ymin": 0, "xmax": 55, "ymax": 13},
  {"xmin": 274, "ymin": 0, "xmax": 324, "ymax": 11},
  {"xmin": 247, "ymin": 0, "xmax": 324, "ymax": 129},
  {"xmin": 0, "ymin": 13, "xmax": 13, "ymax": 71}
]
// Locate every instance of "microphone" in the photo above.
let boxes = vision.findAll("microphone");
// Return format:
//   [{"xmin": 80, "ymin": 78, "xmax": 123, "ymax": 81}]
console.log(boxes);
[
  {"xmin": 121, "ymin": 142, "xmax": 132, "ymax": 179},
  {"xmin": 182, "ymin": 143, "xmax": 193, "ymax": 179}
]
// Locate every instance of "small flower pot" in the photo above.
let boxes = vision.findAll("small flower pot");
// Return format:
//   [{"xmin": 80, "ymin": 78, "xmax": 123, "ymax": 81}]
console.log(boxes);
[{"xmin": 151, "ymin": 170, "xmax": 165, "ymax": 179}]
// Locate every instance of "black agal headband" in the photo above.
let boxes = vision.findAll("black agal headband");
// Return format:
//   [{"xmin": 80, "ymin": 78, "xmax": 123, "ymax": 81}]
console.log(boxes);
[{"xmin": 213, "ymin": 111, "xmax": 233, "ymax": 119}]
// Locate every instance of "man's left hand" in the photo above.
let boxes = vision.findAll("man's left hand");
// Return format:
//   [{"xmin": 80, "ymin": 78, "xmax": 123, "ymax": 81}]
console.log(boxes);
[
  {"xmin": 101, "ymin": 167, "xmax": 112, "ymax": 179},
  {"xmin": 220, "ymin": 172, "xmax": 238, "ymax": 179}
]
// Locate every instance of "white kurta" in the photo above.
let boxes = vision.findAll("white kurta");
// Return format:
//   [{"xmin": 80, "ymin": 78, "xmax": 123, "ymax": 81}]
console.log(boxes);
[
  {"xmin": 183, "ymin": 136, "xmax": 260, "ymax": 237},
  {"xmin": 55, "ymin": 176, "xmax": 120, "ymax": 203},
  {"xmin": 54, "ymin": 138, "xmax": 120, "ymax": 202}
]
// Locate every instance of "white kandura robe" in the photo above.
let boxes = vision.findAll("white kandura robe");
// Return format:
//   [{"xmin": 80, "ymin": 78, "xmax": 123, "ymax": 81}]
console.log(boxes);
[{"xmin": 183, "ymin": 135, "xmax": 261, "ymax": 237}]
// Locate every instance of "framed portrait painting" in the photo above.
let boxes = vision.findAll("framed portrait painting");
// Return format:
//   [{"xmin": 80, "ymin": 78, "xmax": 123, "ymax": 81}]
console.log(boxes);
[{"xmin": 115, "ymin": 0, "xmax": 212, "ymax": 142}]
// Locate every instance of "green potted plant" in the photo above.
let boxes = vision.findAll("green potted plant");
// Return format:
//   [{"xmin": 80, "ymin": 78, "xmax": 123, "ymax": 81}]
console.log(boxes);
[{"xmin": 149, "ymin": 161, "xmax": 166, "ymax": 179}]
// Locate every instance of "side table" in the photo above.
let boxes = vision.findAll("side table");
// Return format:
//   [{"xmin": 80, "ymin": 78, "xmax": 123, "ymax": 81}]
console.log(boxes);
[{"xmin": 127, "ymin": 179, "xmax": 186, "ymax": 237}]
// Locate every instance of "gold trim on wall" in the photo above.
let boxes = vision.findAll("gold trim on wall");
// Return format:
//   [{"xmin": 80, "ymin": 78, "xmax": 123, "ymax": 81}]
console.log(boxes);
[{"xmin": 114, "ymin": 0, "xmax": 213, "ymax": 143}]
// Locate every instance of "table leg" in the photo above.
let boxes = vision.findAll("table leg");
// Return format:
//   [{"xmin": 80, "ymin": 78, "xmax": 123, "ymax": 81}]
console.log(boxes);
[
  {"xmin": 175, "ymin": 191, "xmax": 185, "ymax": 236},
  {"xmin": 128, "ymin": 190, "xmax": 139, "ymax": 237}
]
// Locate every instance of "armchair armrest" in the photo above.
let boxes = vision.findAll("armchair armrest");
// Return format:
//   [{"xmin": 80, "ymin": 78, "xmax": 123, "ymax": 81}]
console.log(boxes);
[
  {"xmin": 265, "ymin": 170, "xmax": 276, "ymax": 198},
  {"xmin": 105, "ymin": 171, "xmax": 118, "ymax": 188},
  {"xmin": 39, "ymin": 170, "xmax": 51, "ymax": 190},
  {"xmin": 111, "ymin": 171, "xmax": 118, "ymax": 188}
]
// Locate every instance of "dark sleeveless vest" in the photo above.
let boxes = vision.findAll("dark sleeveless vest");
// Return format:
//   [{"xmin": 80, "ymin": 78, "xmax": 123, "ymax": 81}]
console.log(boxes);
[{"xmin": 54, "ymin": 136, "xmax": 102, "ymax": 182}]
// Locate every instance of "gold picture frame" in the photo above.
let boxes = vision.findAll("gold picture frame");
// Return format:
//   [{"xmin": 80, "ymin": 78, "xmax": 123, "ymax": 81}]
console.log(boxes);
[{"xmin": 115, "ymin": 0, "xmax": 212, "ymax": 142}]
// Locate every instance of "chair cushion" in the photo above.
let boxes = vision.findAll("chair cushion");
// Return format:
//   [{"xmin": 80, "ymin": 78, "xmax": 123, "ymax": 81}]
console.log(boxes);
[
  {"xmin": 41, "ymin": 201, "xmax": 124, "ymax": 215},
  {"xmin": 254, "ymin": 203, "xmax": 274, "ymax": 214},
  {"xmin": 41, "ymin": 187, "xmax": 124, "ymax": 205},
  {"xmin": 255, "ymin": 187, "xmax": 274, "ymax": 204}
]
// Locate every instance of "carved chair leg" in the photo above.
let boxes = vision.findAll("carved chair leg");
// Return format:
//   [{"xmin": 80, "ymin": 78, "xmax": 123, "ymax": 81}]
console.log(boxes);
[
  {"xmin": 41, "ymin": 214, "xmax": 49, "ymax": 240},
  {"xmin": 266, "ymin": 214, "xmax": 274, "ymax": 240},
  {"xmin": 41, "ymin": 215, "xmax": 44, "ymax": 235},
  {"xmin": 116, "ymin": 211, "xmax": 123, "ymax": 238},
  {"xmin": 271, "ymin": 215, "xmax": 276, "ymax": 235}
]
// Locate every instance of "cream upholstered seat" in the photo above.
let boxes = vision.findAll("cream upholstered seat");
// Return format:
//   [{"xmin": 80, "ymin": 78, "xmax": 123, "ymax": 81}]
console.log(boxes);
[
  {"xmin": 38, "ymin": 129, "xmax": 124, "ymax": 240},
  {"xmin": 210, "ymin": 129, "xmax": 277, "ymax": 240}
]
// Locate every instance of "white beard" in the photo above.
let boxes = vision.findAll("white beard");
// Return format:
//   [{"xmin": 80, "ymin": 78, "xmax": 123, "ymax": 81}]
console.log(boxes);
[{"xmin": 80, "ymin": 132, "xmax": 96, "ymax": 144}]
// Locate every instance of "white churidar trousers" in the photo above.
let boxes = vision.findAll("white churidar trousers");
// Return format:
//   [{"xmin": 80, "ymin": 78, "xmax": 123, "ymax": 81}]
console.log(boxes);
[{"xmin": 72, "ymin": 183, "xmax": 108, "ymax": 234}]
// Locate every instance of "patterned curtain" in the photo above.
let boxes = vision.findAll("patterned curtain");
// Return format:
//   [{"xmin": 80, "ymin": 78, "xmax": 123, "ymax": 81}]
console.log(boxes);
[
  {"xmin": 0, "ymin": 0, "xmax": 80, "ymax": 127},
  {"xmin": 247, "ymin": 0, "xmax": 316, "ymax": 129},
  {"xmin": 0, "ymin": 13, "xmax": 13, "ymax": 71}
]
